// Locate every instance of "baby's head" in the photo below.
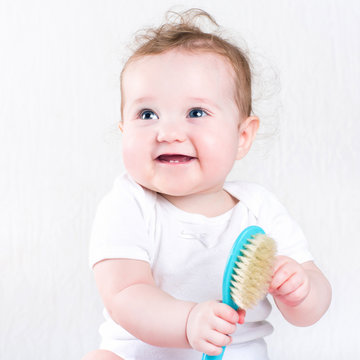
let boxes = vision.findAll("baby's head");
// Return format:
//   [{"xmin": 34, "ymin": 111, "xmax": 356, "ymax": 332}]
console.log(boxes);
[
  {"xmin": 119, "ymin": 9, "xmax": 259, "ymax": 197},
  {"xmin": 120, "ymin": 9, "xmax": 252, "ymax": 121}
]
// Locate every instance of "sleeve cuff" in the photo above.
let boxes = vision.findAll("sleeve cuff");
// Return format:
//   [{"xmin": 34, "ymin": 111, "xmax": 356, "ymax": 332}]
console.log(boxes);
[{"xmin": 89, "ymin": 246, "xmax": 151, "ymax": 270}]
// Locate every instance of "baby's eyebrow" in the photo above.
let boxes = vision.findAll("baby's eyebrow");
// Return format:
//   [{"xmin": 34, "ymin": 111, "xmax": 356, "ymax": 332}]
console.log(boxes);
[
  {"xmin": 186, "ymin": 97, "xmax": 220, "ymax": 109},
  {"xmin": 131, "ymin": 96, "xmax": 155, "ymax": 105},
  {"xmin": 129, "ymin": 96, "xmax": 221, "ymax": 110}
]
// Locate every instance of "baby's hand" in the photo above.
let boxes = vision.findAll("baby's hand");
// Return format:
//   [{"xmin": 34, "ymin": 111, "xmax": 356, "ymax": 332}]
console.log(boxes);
[
  {"xmin": 269, "ymin": 255, "xmax": 310, "ymax": 307},
  {"xmin": 186, "ymin": 300, "xmax": 240, "ymax": 356}
]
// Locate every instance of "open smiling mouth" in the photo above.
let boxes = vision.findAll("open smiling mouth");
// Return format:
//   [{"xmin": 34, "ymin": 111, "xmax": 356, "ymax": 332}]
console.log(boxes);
[{"xmin": 156, "ymin": 154, "xmax": 196, "ymax": 164}]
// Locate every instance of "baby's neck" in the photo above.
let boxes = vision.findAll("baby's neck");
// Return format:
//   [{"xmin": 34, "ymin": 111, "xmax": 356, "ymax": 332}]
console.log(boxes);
[{"xmin": 160, "ymin": 189, "xmax": 238, "ymax": 217}]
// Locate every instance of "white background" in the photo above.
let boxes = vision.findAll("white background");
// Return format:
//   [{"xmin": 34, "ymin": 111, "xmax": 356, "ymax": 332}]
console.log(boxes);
[{"xmin": 1, "ymin": 0, "xmax": 359, "ymax": 359}]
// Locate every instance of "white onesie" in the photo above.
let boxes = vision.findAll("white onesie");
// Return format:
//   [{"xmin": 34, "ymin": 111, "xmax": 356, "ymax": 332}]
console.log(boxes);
[{"xmin": 89, "ymin": 172, "xmax": 313, "ymax": 360}]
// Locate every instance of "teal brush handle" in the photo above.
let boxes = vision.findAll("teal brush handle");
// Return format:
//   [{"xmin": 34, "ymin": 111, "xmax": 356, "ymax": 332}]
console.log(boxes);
[{"xmin": 201, "ymin": 226, "xmax": 265, "ymax": 360}]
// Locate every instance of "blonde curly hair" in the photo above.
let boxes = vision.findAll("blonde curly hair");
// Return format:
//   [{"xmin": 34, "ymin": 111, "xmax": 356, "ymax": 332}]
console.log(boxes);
[{"xmin": 120, "ymin": 8, "xmax": 252, "ymax": 120}]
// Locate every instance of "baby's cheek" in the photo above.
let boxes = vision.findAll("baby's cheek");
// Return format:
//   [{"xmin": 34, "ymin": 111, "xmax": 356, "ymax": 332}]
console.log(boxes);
[
  {"xmin": 122, "ymin": 136, "xmax": 147, "ymax": 176},
  {"xmin": 199, "ymin": 138, "xmax": 238, "ymax": 173}
]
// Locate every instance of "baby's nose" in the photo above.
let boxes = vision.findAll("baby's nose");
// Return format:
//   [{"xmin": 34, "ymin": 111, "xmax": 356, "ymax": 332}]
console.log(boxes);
[{"xmin": 156, "ymin": 120, "xmax": 186, "ymax": 143}]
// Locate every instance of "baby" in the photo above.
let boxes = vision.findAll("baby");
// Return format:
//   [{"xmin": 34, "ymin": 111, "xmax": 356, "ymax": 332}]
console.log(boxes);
[{"xmin": 83, "ymin": 9, "xmax": 331, "ymax": 360}]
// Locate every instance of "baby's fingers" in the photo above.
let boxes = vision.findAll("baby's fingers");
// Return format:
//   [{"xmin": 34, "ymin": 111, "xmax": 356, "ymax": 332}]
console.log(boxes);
[
  {"xmin": 213, "ymin": 316, "xmax": 237, "ymax": 335},
  {"xmin": 214, "ymin": 302, "xmax": 239, "ymax": 324},
  {"xmin": 207, "ymin": 330, "xmax": 232, "ymax": 348},
  {"xmin": 201, "ymin": 341, "xmax": 224, "ymax": 357},
  {"xmin": 237, "ymin": 308, "xmax": 246, "ymax": 324},
  {"xmin": 270, "ymin": 261, "xmax": 297, "ymax": 292},
  {"xmin": 276, "ymin": 278, "xmax": 310, "ymax": 306},
  {"xmin": 201, "ymin": 331, "xmax": 230, "ymax": 357},
  {"xmin": 271, "ymin": 272, "xmax": 303, "ymax": 296}
]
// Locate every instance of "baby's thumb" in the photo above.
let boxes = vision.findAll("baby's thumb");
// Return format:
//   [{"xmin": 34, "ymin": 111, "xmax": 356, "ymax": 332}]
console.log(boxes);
[{"xmin": 237, "ymin": 308, "xmax": 246, "ymax": 324}]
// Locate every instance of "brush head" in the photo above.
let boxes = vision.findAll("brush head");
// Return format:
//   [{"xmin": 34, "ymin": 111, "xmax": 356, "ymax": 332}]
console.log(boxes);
[{"xmin": 229, "ymin": 233, "xmax": 276, "ymax": 310}]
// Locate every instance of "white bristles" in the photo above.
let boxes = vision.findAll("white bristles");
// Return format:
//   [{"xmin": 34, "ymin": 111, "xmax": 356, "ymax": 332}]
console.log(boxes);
[{"xmin": 229, "ymin": 234, "xmax": 276, "ymax": 310}]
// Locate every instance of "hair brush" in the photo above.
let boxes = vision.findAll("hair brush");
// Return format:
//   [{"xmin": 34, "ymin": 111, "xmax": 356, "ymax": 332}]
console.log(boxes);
[{"xmin": 202, "ymin": 225, "xmax": 276, "ymax": 360}]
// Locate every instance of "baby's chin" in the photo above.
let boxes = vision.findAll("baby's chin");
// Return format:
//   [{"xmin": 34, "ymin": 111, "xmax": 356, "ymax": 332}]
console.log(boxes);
[
  {"xmin": 148, "ymin": 184, "xmax": 196, "ymax": 197},
  {"xmin": 136, "ymin": 178, "xmax": 198, "ymax": 198}
]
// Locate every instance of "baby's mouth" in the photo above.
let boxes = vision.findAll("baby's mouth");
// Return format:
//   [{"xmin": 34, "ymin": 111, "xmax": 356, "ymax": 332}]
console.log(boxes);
[{"xmin": 156, "ymin": 154, "xmax": 196, "ymax": 164}]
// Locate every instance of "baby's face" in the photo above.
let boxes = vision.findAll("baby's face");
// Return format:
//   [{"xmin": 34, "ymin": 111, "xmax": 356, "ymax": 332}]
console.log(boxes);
[{"xmin": 121, "ymin": 49, "xmax": 244, "ymax": 197}]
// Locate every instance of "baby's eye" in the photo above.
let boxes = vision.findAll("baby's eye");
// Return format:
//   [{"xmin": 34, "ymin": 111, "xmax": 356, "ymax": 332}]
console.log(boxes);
[
  {"xmin": 139, "ymin": 110, "xmax": 158, "ymax": 120},
  {"xmin": 188, "ymin": 108, "xmax": 207, "ymax": 118}
]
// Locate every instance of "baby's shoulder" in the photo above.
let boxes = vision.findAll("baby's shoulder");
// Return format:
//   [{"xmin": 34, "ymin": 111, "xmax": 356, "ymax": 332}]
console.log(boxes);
[
  {"xmin": 225, "ymin": 180, "xmax": 285, "ymax": 217},
  {"xmin": 99, "ymin": 172, "xmax": 157, "ymax": 218},
  {"xmin": 225, "ymin": 180, "xmax": 275, "ymax": 202}
]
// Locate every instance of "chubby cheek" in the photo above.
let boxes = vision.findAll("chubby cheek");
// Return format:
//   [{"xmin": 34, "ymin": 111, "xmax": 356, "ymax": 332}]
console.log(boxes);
[
  {"xmin": 196, "ymin": 129, "xmax": 239, "ymax": 175},
  {"xmin": 121, "ymin": 133, "xmax": 151, "ymax": 180}
]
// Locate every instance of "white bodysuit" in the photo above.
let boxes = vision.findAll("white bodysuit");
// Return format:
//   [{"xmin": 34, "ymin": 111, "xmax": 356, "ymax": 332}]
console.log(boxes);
[{"xmin": 89, "ymin": 172, "xmax": 313, "ymax": 360}]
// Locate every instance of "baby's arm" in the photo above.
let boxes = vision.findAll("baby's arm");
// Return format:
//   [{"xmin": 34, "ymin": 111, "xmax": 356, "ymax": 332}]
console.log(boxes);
[
  {"xmin": 93, "ymin": 259, "xmax": 240, "ymax": 356},
  {"xmin": 269, "ymin": 256, "xmax": 332, "ymax": 326}
]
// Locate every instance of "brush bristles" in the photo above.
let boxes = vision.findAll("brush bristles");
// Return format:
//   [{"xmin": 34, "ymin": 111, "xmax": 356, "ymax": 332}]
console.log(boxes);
[{"xmin": 230, "ymin": 234, "xmax": 276, "ymax": 310}]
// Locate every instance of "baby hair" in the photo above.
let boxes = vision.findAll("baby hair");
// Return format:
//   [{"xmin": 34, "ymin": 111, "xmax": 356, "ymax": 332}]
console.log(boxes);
[{"xmin": 120, "ymin": 8, "xmax": 253, "ymax": 121}]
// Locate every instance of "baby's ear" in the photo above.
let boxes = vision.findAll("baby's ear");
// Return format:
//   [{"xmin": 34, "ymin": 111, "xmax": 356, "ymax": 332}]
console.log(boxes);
[{"xmin": 236, "ymin": 116, "xmax": 259, "ymax": 160}]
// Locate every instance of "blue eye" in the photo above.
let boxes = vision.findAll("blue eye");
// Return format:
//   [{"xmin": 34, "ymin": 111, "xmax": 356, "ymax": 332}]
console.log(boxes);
[
  {"xmin": 189, "ymin": 108, "xmax": 207, "ymax": 118},
  {"xmin": 140, "ymin": 110, "xmax": 158, "ymax": 120}
]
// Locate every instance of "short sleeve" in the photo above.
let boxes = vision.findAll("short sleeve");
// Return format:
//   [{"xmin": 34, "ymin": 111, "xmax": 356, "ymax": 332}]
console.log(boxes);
[
  {"xmin": 89, "ymin": 173, "xmax": 155, "ymax": 269},
  {"xmin": 259, "ymin": 192, "xmax": 313, "ymax": 263},
  {"xmin": 229, "ymin": 182, "xmax": 314, "ymax": 264}
]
